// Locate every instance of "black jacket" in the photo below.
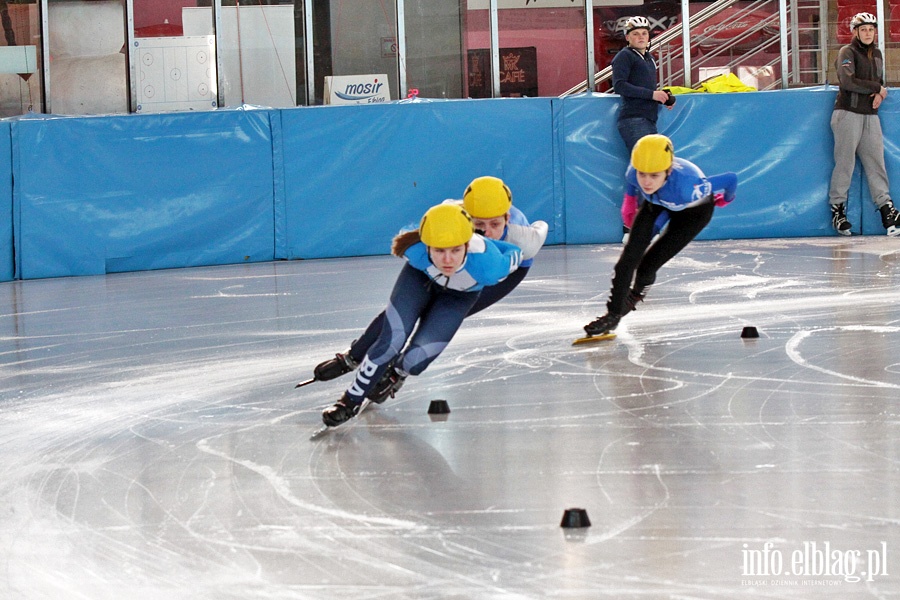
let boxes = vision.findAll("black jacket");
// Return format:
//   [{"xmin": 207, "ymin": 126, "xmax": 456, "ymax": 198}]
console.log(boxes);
[{"xmin": 834, "ymin": 36, "xmax": 884, "ymax": 115}]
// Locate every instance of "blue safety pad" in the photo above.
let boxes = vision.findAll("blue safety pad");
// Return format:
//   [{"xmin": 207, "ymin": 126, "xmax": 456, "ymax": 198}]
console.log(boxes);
[
  {"xmin": 0, "ymin": 122, "xmax": 11, "ymax": 282},
  {"xmin": 12, "ymin": 109, "xmax": 277, "ymax": 279},
  {"xmin": 279, "ymin": 98, "xmax": 557, "ymax": 259}
]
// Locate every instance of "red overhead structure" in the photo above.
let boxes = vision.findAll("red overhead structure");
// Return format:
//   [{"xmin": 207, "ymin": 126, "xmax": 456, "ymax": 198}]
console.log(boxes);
[{"xmin": 690, "ymin": 7, "xmax": 778, "ymax": 49}]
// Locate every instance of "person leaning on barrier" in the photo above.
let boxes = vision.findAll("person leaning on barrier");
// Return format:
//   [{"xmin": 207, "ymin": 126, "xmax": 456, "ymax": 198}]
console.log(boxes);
[
  {"xmin": 611, "ymin": 16, "xmax": 676, "ymax": 242},
  {"xmin": 829, "ymin": 11, "xmax": 900, "ymax": 237}
]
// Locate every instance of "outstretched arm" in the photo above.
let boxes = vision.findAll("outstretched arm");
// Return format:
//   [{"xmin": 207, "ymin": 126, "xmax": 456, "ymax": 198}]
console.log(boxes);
[
  {"xmin": 707, "ymin": 172, "xmax": 738, "ymax": 206},
  {"xmin": 505, "ymin": 220, "xmax": 548, "ymax": 260}
]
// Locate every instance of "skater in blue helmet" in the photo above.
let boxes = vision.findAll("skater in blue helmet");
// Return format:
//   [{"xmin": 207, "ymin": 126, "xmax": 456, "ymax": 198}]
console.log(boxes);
[
  {"xmin": 583, "ymin": 134, "xmax": 737, "ymax": 338},
  {"xmin": 308, "ymin": 176, "xmax": 546, "ymax": 396},
  {"xmin": 319, "ymin": 202, "xmax": 523, "ymax": 428}
]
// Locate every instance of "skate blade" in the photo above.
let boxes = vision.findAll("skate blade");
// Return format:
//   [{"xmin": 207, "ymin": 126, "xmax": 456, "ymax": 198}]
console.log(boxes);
[
  {"xmin": 295, "ymin": 377, "xmax": 316, "ymax": 389},
  {"xmin": 572, "ymin": 333, "xmax": 617, "ymax": 346},
  {"xmin": 886, "ymin": 225, "xmax": 899, "ymax": 237},
  {"xmin": 309, "ymin": 424, "xmax": 332, "ymax": 440}
]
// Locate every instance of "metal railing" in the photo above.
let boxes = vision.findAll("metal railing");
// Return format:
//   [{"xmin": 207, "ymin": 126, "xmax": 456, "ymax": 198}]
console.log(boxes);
[
  {"xmin": 560, "ymin": 0, "xmax": 740, "ymax": 96},
  {"xmin": 561, "ymin": 0, "xmax": 824, "ymax": 97}
]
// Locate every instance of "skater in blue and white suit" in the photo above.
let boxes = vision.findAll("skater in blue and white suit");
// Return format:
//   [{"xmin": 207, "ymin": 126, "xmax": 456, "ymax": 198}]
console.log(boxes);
[
  {"xmin": 311, "ymin": 177, "xmax": 546, "ymax": 404},
  {"xmin": 321, "ymin": 202, "xmax": 523, "ymax": 428},
  {"xmin": 584, "ymin": 134, "xmax": 737, "ymax": 337}
]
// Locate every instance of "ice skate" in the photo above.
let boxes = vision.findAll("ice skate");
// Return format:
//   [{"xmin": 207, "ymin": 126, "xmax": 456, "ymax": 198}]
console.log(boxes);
[
  {"xmin": 583, "ymin": 312, "xmax": 621, "ymax": 336},
  {"xmin": 879, "ymin": 200, "xmax": 900, "ymax": 236},
  {"xmin": 831, "ymin": 203, "xmax": 852, "ymax": 236},
  {"xmin": 321, "ymin": 393, "xmax": 363, "ymax": 427},
  {"xmin": 314, "ymin": 351, "xmax": 358, "ymax": 381},
  {"xmin": 366, "ymin": 365, "xmax": 407, "ymax": 404},
  {"xmin": 297, "ymin": 351, "xmax": 358, "ymax": 388}
]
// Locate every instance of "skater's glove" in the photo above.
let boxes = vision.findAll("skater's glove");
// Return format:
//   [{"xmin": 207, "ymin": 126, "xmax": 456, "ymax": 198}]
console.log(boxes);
[
  {"xmin": 621, "ymin": 193, "xmax": 639, "ymax": 228},
  {"xmin": 713, "ymin": 192, "xmax": 732, "ymax": 207}
]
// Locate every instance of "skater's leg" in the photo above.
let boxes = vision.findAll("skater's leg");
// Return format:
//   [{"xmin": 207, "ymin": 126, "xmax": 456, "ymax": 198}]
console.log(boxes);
[
  {"xmin": 632, "ymin": 201, "xmax": 714, "ymax": 292},
  {"xmin": 344, "ymin": 264, "xmax": 432, "ymax": 402},
  {"xmin": 397, "ymin": 289, "xmax": 480, "ymax": 376},
  {"xmin": 583, "ymin": 203, "xmax": 660, "ymax": 337},
  {"xmin": 348, "ymin": 312, "xmax": 385, "ymax": 363},
  {"xmin": 607, "ymin": 203, "xmax": 660, "ymax": 314},
  {"xmin": 466, "ymin": 267, "xmax": 528, "ymax": 316},
  {"xmin": 856, "ymin": 115, "xmax": 892, "ymax": 208},
  {"xmin": 829, "ymin": 110, "xmax": 864, "ymax": 207}
]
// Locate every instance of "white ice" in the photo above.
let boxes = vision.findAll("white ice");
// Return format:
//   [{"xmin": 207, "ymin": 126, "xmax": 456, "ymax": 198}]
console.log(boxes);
[{"xmin": 1, "ymin": 237, "xmax": 899, "ymax": 599}]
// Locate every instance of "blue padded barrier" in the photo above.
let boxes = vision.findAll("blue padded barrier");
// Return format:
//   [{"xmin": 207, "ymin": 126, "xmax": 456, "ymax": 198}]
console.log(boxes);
[
  {"xmin": 12, "ymin": 109, "xmax": 277, "ymax": 280},
  {"xmin": 5, "ymin": 86, "xmax": 900, "ymax": 281},
  {"xmin": 279, "ymin": 98, "xmax": 558, "ymax": 259},
  {"xmin": 0, "ymin": 122, "xmax": 10, "ymax": 282}
]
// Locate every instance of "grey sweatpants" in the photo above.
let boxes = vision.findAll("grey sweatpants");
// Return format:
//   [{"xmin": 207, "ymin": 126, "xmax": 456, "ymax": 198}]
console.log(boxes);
[{"xmin": 829, "ymin": 110, "xmax": 892, "ymax": 208}]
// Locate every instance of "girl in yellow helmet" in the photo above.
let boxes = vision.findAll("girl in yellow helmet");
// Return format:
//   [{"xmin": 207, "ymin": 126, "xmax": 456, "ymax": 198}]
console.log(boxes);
[
  {"xmin": 583, "ymin": 134, "xmax": 737, "ymax": 338},
  {"xmin": 319, "ymin": 202, "xmax": 523, "ymax": 428}
]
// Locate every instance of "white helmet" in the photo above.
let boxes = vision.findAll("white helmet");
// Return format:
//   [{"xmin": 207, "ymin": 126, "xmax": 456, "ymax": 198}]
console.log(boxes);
[
  {"xmin": 849, "ymin": 12, "xmax": 877, "ymax": 33},
  {"xmin": 625, "ymin": 16, "xmax": 651, "ymax": 34}
]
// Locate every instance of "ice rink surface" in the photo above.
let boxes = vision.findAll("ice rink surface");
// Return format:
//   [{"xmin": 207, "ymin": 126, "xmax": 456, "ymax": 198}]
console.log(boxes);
[{"xmin": 1, "ymin": 237, "xmax": 899, "ymax": 599}]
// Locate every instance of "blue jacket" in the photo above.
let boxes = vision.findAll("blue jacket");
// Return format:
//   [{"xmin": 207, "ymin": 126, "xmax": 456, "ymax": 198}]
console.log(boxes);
[
  {"xmin": 625, "ymin": 157, "xmax": 737, "ymax": 211},
  {"xmin": 611, "ymin": 47, "xmax": 660, "ymax": 123},
  {"xmin": 404, "ymin": 235, "xmax": 522, "ymax": 292}
]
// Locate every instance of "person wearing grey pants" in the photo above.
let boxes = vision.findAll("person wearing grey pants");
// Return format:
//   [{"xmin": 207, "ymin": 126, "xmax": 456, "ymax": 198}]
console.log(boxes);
[{"xmin": 829, "ymin": 12, "xmax": 900, "ymax": 236}]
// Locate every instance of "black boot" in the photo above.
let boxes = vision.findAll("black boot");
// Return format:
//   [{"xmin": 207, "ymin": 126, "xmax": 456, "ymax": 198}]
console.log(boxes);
[
  {"xmin": 366, "ymin": 366, "xmax": 407, "ymax": 404},
  {"xmin": 879, "ymin": 200, "xmax": 900, "ymax": 236},
  {"xmin": 831, "ymin": 203, "xmax": 852, "ymax": 236},
  {"xmin": 322, "ymin": 393, "xmax": 362, "ymax": 427},
  {"xmin": 314, "ymin": 352, "xmax": 358, "ymax": 381},
  {"xmin": 584, "ymin": 313, "xmax": 622, "ymax": 337}
]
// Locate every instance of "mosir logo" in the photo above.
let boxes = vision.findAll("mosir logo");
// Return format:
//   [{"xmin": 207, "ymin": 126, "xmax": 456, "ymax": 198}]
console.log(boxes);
[
  {"xmin": 326, "ymin": 74, "xmax": 391, "ymax": 105},
  {"xmin": 335, "ymin": 80, "xmax": 386, "ymax": 102}
]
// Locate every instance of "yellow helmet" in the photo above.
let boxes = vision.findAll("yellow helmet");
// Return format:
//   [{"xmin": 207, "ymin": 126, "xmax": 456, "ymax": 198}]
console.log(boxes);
[
  {"xmin": 631, "ymin": 134, "xmax": 674, "ymax": 173},
  {"xmin": 462, "ymin": 176, "xmax": 513, "ymax": 219},
  {"xmin": 419, "ymin": 203, "xmax": 475, "ymax": 248}
]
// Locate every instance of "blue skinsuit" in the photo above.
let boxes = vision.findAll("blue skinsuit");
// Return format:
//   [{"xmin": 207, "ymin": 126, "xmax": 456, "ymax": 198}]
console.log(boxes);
[{"xmin": 345, "ymin": 234, "xmax": 522, "ymax": 404}]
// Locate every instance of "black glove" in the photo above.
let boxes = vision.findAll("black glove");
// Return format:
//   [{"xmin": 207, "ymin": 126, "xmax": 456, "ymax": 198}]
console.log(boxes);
[{"xmin": 663, "ymin": 89, "xmax": 676, "ymax": 107}]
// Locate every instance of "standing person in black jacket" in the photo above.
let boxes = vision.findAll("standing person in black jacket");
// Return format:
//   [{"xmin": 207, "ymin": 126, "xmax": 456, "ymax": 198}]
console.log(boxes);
[
  {"xmin": 829, "ymin": 12, "xmax": 899, "ymax": 236},
  {"xmin": 611, "ymin": 16, "xmax": 675, "ymax": 241}
]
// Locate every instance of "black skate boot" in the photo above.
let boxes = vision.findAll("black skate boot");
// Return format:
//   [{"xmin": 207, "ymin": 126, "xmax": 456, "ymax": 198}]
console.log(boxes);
[
  {"xmin": 831, "ymin": 203, "xmax": 852, "ymax": 236},
  {"xmin": 879, "ymin": 200, "xmax": 900, "ymax": 236},
  {"xmin": 366, "ymin": 365, "xmax": 407, "ymax": 404},
  {"xmin": 583, "ymin": 312, "xmax": 622, "ymax": 337},
  {"xmin": 313, "ymin": 351, "xmax": 358, "ymax": 381},
  {"xmin": 322, "ymin": 393, "xmax": 363, "ymax": 427}
]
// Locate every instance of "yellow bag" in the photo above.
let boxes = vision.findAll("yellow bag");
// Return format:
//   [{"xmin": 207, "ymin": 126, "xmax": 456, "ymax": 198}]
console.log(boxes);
[
  {"xmin": 697, "ymin": 72, "xmax": 757, "ymax": 93},
  {"xmin": 662, "ymin": 86, "xmax": 698, "ymax": 95}
]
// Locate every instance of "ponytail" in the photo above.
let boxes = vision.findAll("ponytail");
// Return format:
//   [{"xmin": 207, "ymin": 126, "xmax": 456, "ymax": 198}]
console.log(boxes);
[{"xmin": 391, "ymin": 229, "xmax": 421, "ymax": 257}]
